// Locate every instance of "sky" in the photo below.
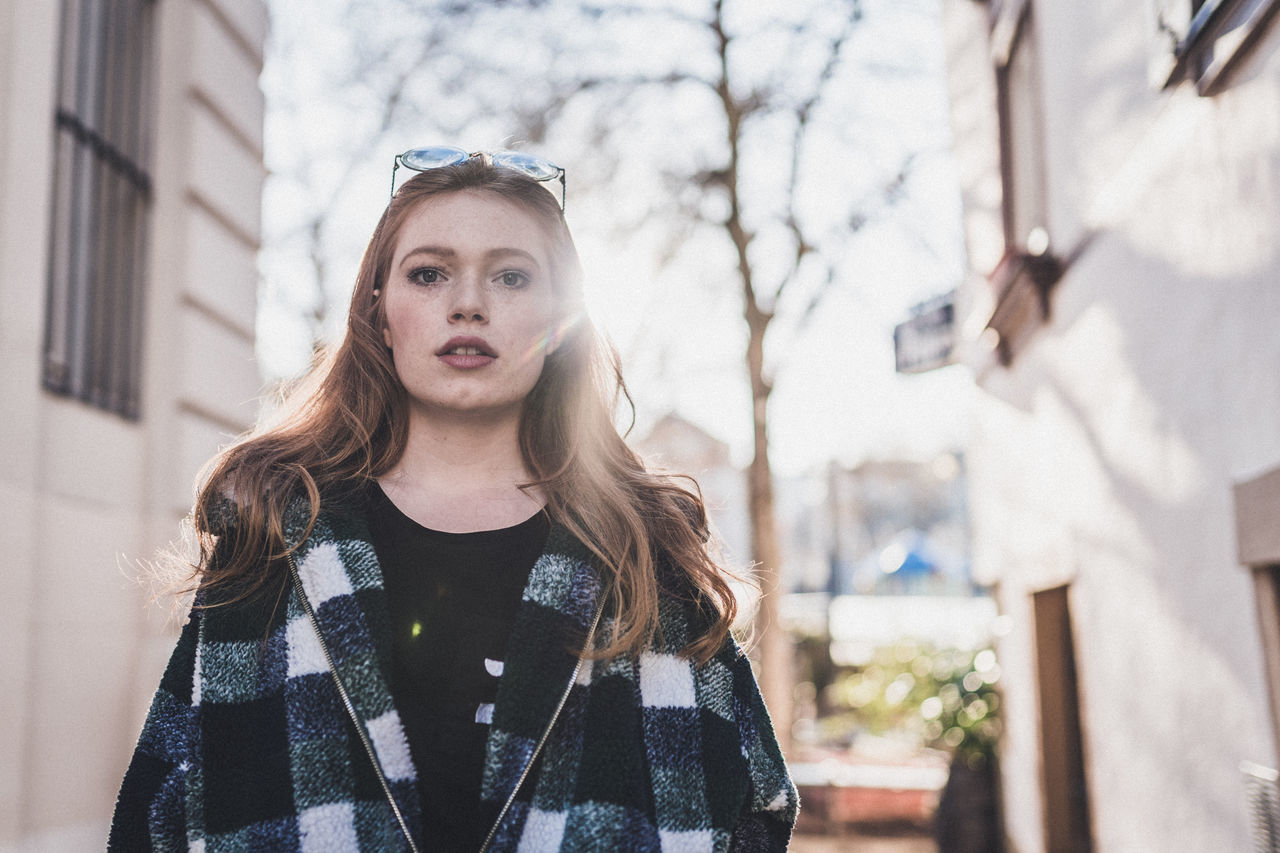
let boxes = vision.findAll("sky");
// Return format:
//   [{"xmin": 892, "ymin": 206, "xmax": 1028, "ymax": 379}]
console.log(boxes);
[{"xmin": 257, "ymin": 0, "xmax": 975, "ymax": 476}]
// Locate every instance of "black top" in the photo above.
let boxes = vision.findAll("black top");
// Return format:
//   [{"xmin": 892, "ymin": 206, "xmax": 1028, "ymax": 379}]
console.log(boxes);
[{"xmin": 365, "ymin": 483, "xmax": 550, "ymax": 851}]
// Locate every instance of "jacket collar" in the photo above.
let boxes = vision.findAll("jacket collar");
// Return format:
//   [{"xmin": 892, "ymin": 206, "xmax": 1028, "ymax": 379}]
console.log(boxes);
[{"xmin": 283, "ymin": 495, "xmax": 605, "ymax": 806}]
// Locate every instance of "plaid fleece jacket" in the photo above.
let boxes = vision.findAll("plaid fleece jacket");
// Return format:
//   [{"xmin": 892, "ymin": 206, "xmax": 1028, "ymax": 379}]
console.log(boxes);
[{"xmin": 110, "ymin": 500, "xmax": 798, "ymax": 851}]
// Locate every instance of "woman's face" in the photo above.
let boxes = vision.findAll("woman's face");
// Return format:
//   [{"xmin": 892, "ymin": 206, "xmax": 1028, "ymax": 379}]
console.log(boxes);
[{"xmin": 381, "ymin": 190, "xmax": 561, "ymax": 424}]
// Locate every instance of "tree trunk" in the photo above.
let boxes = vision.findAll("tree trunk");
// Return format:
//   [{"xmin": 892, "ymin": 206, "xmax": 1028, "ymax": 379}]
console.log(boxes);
[{"xmin": 746, "ymin": 305, "xmax": 793, "ymax": 753}]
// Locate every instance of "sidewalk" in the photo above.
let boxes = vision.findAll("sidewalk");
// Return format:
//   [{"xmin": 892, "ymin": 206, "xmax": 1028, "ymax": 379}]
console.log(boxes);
[{"xmin": 791, "ymin": 832, "xmax": 936, "ymax": 853}]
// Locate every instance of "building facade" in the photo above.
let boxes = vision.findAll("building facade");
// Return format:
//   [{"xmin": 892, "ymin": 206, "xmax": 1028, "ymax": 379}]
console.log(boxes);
[
  {"xmin": 631, "ymin": 412, "xmax": 752, "ymax": 568},
  {"xmin": 940, "ymin": 0, "xmax": 1280, "ymax": 850},
  {"xmin": 0, "ymin": 0, "xmax": 266, "ymax": 847}
]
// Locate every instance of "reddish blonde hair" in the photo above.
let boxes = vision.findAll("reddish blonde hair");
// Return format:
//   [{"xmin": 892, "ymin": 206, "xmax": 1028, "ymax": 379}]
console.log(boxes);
[{"xmin": 194, "ymin": 158, "xmax": 735, "ymax": 662}]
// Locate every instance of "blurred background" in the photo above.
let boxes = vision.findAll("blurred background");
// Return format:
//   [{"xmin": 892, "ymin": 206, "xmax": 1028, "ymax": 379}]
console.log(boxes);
[{"xmin": 4, "ymin": 0, "xmax": 1280, "ymax": 850}]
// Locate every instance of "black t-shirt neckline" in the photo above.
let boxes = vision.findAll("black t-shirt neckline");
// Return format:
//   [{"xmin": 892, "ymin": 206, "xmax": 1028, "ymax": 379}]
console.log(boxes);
[{"xmin": 364, "ymin": 481, "xmax": 550, "ymax": 850}]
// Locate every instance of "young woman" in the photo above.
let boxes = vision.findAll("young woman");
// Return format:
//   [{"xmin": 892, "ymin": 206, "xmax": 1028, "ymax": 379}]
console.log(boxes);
[{"xmin": 110, "ymin": 149, "xmax": 797, "ymax": 852}]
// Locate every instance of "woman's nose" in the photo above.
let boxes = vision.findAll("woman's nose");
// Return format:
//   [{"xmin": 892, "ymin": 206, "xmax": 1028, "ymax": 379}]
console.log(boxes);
[{"xmin": 448, "ymin": 277, "xmax": 488, "ymax": 322}]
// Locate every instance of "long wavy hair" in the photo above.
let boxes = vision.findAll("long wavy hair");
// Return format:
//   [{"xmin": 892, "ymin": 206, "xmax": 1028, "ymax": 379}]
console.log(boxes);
[{"xmin": 193, "ymin": 157, "xmax": 736, "ymax": 662}]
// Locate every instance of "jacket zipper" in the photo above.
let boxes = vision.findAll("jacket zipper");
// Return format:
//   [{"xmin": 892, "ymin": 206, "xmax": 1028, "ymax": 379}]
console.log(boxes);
[
  {"xmin": 288, "ymin": 556, "xmax": 421, "ymax": 853},
  {"xmin": 291, "ymin": 552, "xmax": 606, "ymax": 853},
  {"xmin": 478, "ymin": 594, "xmax": 607, "ymax": 853}
]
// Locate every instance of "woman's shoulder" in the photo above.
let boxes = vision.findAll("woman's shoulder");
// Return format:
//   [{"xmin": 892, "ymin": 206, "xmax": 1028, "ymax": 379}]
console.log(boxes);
[
  {"xmin": 650, "ymin": 586, "xmax": 732, "ymax": 664},
  {"xmin": 195, "ymin": 568, "xmax": 292, "ymax": 636}
]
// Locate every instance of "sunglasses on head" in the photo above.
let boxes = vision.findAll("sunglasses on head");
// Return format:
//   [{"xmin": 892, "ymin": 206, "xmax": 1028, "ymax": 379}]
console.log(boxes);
[{"xmin": 390, "ymin": 146, "xmax": 567, "ymax": 209}]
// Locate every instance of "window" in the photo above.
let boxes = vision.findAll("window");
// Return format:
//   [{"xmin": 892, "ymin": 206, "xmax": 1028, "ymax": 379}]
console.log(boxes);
[
  {"xmin": 985, "ymin": 0, "xmax": 1063, "ymax": 366},
  {"xmin": 45, "ymin": 0, "xmax": 157, "ymax": 419},
  {"xmin": 1234, "ymin": 466, "xmax": 1280, "ymax": 764},
  {"xmin": 995, "ymin": 2, "xmax": 1047, "ymax": 255},
  {"xmin": 1152, "ymin": 0, "xmax": 1280, "ymax": 93},
  {"xmin": 1253, "ymin": 566, "xmax": 1280, "ymax": 758}
]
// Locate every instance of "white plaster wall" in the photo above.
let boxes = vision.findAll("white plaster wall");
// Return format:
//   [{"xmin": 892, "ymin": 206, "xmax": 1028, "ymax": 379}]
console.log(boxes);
[
  {"xmin": 0, "ymin": 3, "xmax": 76, "ymax": 846},
  {"xmin": 0, "ymin": 0, "xmax": 267, "ymax": 848},
  {"xmin": 945, "ymin": 1, "xmax": 1280, "ymax": 850}
]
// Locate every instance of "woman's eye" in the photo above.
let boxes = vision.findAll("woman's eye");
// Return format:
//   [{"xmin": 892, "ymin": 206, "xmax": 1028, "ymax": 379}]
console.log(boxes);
[
  {"xmin": 409, "ymin": 267, "xmax": 444, "ymax": 286},
  {"xmin": 496, "ymin": 270, "xmax": 530, "ymax": 288}
]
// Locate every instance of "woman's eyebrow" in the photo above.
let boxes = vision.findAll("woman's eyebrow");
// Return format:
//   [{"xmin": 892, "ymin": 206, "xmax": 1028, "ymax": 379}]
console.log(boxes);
[
  {"xmin": 397, "ymin": 246, "xmax": 540, "ymax": 266},
  {"xmin": 398, "ymin": 246, "xmax": 456, "ymax": 266},
  {"xmin": 483, "ymin": 247, "xmax": 540, "ymax": 266}
]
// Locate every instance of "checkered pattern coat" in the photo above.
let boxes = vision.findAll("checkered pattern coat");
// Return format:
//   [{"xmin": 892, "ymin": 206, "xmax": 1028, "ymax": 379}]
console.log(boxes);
[{"xmin": 110, "ymin": 500, "xmax": 798, "ymax": 851}]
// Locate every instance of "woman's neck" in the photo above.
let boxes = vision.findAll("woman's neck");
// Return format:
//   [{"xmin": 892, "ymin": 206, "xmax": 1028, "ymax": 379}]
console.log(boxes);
[{"xmin": 377, "ymin": 408, "xmax": 544, "ymax": 533}]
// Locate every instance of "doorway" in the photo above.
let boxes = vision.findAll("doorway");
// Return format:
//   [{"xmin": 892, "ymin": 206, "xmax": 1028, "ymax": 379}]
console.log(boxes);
[{"xmin": 1032, "ymin": 584, "xmax": 1093, "ymax": 853}]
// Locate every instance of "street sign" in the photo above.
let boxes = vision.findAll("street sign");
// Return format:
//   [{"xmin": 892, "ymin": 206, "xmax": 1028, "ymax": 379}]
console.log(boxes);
[{"xmin": 894, "ymin": 290, "xmax": 957, "ymax": 374}]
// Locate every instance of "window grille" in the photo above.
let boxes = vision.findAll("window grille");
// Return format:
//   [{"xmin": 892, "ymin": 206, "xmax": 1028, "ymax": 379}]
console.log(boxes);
[
  {"xmin": 44, "ymin": 0, "xmax": 157, "ymax": 419},
  {"xmin": 1153, "ymin": 0, "xmax": 1280, "ymax": 93}
]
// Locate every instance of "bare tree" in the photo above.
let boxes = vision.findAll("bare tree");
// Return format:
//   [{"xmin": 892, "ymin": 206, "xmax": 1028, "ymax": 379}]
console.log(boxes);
[
  {"xmin": 265, "ymin": 0, "xmax": 920, "ymax": 750},
  {"xmin": 564, "ymin": 0, "xmax": 885, "ymax": 750}
]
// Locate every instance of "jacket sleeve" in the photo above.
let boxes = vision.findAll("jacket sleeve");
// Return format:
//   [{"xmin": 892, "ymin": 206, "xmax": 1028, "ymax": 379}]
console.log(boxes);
[
  {"xmin": 727, "ymin": 646, "xmax": 799, "ymax": 852},
  {"xmin": 108, "ymin": 609, "xmax": 201, "ymax": 852}
]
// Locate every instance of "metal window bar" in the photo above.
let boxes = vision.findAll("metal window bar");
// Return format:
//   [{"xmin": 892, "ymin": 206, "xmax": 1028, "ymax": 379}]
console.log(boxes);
[
  {"xmin": 1183, "ymin": 0, "xmax": 1230, "ymax": 52},
  {"xmin": 43, "ymin": 0, "xmax": 155, "ymax": 420},
  {"xmin": 1161, "ymin": 0, "xmax": 1280, "ymax": 91},
  {"xmin": 1243, "ymin": 761, "xmax": 1280, "ymax": 853}
]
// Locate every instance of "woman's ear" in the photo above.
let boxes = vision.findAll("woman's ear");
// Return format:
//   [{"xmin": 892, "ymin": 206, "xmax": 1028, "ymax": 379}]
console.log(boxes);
[{"xmin": 373, "ymin": 289, "xmax": 393, "ymax": 349}]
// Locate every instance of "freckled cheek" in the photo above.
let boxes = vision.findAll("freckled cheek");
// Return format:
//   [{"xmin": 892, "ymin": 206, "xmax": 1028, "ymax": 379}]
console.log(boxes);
[{"xmin": 383, "ymin": 300, "xmax": 434, "ymax": 352}]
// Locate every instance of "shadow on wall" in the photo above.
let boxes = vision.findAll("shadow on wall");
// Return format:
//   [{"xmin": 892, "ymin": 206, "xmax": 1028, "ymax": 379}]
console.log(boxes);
[{"xmin": 973, "ymin": 216, "xmax": 1280, "ymax": 843}]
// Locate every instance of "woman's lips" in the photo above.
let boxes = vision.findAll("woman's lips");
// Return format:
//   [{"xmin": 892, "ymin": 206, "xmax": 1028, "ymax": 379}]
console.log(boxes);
[
  {"xmin": 437, "ymin": 337, "xmax": 496, "ymax": 368},
  {"xmin": 439, "ymin": 352, "xmax": 495, "ymax": 368}
]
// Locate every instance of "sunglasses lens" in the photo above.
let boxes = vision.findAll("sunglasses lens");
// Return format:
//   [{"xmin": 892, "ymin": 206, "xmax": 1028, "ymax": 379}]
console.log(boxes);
[
  {"xmin": 490, "ymin": 151, "xmax": 562, "ymax": 181},
  {"xmin": 399, "ymin": 146, "xmax": 470, "ymax": 171},
  {"xmin": 393, "ymin": 147, "xmax": 565, "ymax": 209}
]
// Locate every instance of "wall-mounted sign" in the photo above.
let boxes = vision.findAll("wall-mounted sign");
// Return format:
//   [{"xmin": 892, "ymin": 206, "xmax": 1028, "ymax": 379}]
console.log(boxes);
[{"xmin": 894, "ymin": 291, "xmax": 956, "ymax": 374}]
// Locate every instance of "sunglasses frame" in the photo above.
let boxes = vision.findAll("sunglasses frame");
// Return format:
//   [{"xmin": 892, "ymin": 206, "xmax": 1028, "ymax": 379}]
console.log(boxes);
[{"xmin": 390, "ymin": 146, "xmax": 567, "ymax": 209}]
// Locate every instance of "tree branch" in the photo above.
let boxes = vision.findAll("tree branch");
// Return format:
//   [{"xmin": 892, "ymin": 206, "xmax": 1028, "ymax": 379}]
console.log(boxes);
[{"xmin": 771, "ymin": 0, "xmax": 862, "ymax": 307}]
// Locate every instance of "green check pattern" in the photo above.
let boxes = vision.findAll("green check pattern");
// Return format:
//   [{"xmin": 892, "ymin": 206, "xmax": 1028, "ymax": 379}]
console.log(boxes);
[{"xmin": 110, "ymin": 498, "xmax": 798, "ymax": 851}]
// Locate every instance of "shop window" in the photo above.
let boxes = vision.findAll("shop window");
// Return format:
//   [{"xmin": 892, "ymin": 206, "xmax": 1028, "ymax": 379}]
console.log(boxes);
[{"xmin": 44, "ymin": 0, "xmax": 157, "ymax": 419}]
